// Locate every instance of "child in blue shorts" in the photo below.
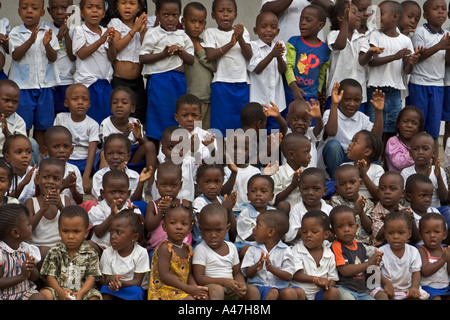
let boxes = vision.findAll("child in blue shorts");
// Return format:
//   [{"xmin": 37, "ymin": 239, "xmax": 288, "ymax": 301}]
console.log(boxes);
[{"xmin": 9, "ymin": 0, "xmax": 60, "ymax": 154}]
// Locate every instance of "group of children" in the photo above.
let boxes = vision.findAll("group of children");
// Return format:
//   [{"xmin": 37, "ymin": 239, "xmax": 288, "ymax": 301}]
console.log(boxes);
[{"xmin": 0, "ymin": 0, "xmax": 449, "ymax": 301}]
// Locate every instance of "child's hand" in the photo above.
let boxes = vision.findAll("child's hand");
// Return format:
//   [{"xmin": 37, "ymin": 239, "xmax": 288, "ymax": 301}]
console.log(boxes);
[
  {"xmin": 370, "ymin": 89, "xmax": 385, "ymax": 112},
  {"xmin": 0, "ymin": 114, "xmax": 10, "ymax": 137},
  {"xmin": 438, "ymin": 32, "xmax": 450, "ymax": 50},
  {"xmin": 353, "ymin": 195, "xmax": 366, "ymax": 216},
  {"xmin": 190, "ymin": 285, "xmax": 209, "ymax": 300},
  {"xmin": 233, "ymin": 23, "xmax": 244, "ymax": 40},
  {"xmin": 236, "ymin": 282, "xmax": 247, "ymax": 297},
  {"xmin": 312, "ymin": 277, "xmax": 333, "ymax": 290},
  {"xmin": 139, "ymin": 166, "xmax": 153, "ymax": 183},
  {"xmin": 406, "ymin": 286, "xmax": 421, "ymax": 300},
  {"xmin": 202, "ymin": 132, "xmax": 215, "ymax": 147},
  {"xmin": 29, "ymin": 25, "xmax": 39, "ymax": 44},
  {"xmin": 20, "ymin": 252, "xmax": 35, "ymax": 280},
  {"xmin": 367, "ymin": 248, "xmax": 383, "ymax": 266},
  {"xmin": 270, "ymin": 41, "xmax": 285, "ymax": 58},
  {"xmin": 222, "ymin": 190, "xmax": 237, "ymax": 212},
  {"xmin": 190, "ymin": 133, "xmax": 200, "ymax": 153},
  {"xmin": 108, "ymin": 275, "xmax": 124, "ymax": 291},
  {"xmin": 427, "ymin": 158, "xmax": 434, "ymax": 177},
  {"xmin": 434, "ymin": 157, "xmax": 441, "ymax": 179},
  {"xmin": 442, "ymin": 246, "xmax": 450, "ymax": 261},
  {"xmin": 128, "ymin": 122, "xmax": 142, "ymax": 140},
  {"xmin": 226, "ymin": 153, "xmax": 238, "ymax": 173},
  {"xmin": 61, "ymin": 171, "xmax": 77, "ymax": 191},
  {"xmin": 263, "ymin": 160, "xmax": 279, "ymax": 176},
  {"xmin": 133, "ymin": 13, "xmax": 148, "ymax": 34},
  {"xmin": 305, "ymin": 99, "xmax": 322, "ymax": 119},
  {"xmin": 255, "ymin": 251, "xmax": 266, "ymax": 271},
  {"xmin": 0, "ymin": 34, "xmax": 9, "ymax": 45},
  {"xmin": 43, "ymin": 28, "xmax": 53, "ymax": 47},
  {"xmin": 292, "ymin": 86, "xmax": 306, "ymax": 101},
  {"xmin": 83, "ymin": 174, "xmax": 92, "ymax": 195},
  {"xmin": 117, "ymin": 161, "xmax": 128, "ymax": 172},
  {"xmin": 158, "ymin": 196, "xmax": 172, "ymax": 212},
  {"xmin": 63, "ymin": 289, "xmax": 76, "ymax": 300},
  {"xmin": 111, "ymin": 199, "xmax": 119, "ymax": 216},
  {"xmin": 405, "ymin": 48, "xmax": 421, "ymax": 65},
  {"xmin": 355, "ymin": 159, "xmax": 367, "ymax": 176},
  {"xmin": 167, "ymin": 45, "xmax": 182, "ymax": 55},
  {"xmin": 383, "ymin": 280, "xmax": 395, "ymax": 299},
  {"xmin": 46, "ymin": 189, "xmax": 64, "ymax": 210},
  {"xmin": 290, "ymin": 169, "xmax": 302, "ymax": 188},
  {"xmin": 262, "ymin": 101, "xmax": 281, "ymax": 118},
  {"xmin": 331, "ymin": 82, "xmax": 343, "ymax": 105},
  {"xmin": 394, "ymin": 48, "xmax": 412, "ymax": 60},
  {"xmin": 369, "ymin": 46, "xmax": 384, "ymax": 54}
]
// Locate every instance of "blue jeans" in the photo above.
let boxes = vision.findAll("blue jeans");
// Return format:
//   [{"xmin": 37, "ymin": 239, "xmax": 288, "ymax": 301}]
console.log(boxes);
[
  {"xmin": 337, "ymin": 285, "xmax": 375, "ymax": 300},
  {"xmin": 366, "ymin": 86, "xmax": 402, "ymax": 134},
  {"xmin": 323, "ymin": 139, "xmax": 350, "ymax": 181}
]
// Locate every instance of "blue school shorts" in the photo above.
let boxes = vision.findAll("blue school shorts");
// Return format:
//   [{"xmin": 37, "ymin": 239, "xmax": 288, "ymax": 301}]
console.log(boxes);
[
  {"xmin": 406, "ymin": 83, "xmax": 444, "ymax": 139},
  {"xmin": 17, "ymin": 87, "xmax": 55, "ymax": 130},
  {"xmin": 442, "ymin": 86, "xmax": 450, "ymax": 122},
  {"xmin": 52, "ymin": 84, "xmax": 70, "ymax": 114},
  {"xmin": 87, "ymin": 79, "xmax": 113, "ymax": 125},
  {"xmin": 367, "ymin": 86, "xmax": 402, "ymax": 134}
]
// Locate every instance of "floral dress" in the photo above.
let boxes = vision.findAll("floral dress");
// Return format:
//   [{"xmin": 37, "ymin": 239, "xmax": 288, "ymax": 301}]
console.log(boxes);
[{"xmin": 147, "ymin": 240, "xmax": 193, "ymax": 300}]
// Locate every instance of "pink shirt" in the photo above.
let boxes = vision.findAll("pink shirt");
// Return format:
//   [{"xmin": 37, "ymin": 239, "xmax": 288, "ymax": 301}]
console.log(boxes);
[{"xmin": 385, "ymin": 136, "xmax": 414, "ymax": 173}]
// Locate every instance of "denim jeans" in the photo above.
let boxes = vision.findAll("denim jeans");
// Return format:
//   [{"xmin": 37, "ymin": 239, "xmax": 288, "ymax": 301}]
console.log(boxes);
[
  {"xmin": 323, "ymin": 139, "xmax": 350, "ymax": 181},
  {"xmin": 366, "ymin": 86, "xmax": 402, "ymax": 134},
  {"xmin": 337, "ymin": 285, "xmax": 375, "ymax": 300}
]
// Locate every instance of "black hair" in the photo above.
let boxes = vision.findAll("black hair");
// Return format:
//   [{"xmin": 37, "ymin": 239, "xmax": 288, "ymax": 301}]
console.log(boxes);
[
  {"xmin": 419, "ymin": 212, "xmax": 448, "ymax": 233},
  {"xmin": 196, "ymin": 160, "xmax": 225, "ymax": 181},
  {"xmin": 0, "ymin": 204, "xmax": 29, "ymax": 241},
  {"xmin": 155, "ymin": 0, "xmax": 181, "ymax": 12},
  {"xmin": 401, "ymin": 0, "xmax": 421, "ymax": 11},
  {"xmin": 304, "ymin": 4, "xmax": 327, "ymax": 23},
  {"xmin": 280, "ymin": 132, "xmax": 311, "ymax": 158},
  {"xmin": 411, "ymin": 131, "xmax": 434, "ymax": 147},
  {"xmin": 381, "ymin": 0, "xmax": 402, "ymax": 17},
  {"xmin": 198, "ymin": 203, "xmax": 228, "ymax": 224},
  {"xmin": 111, "ymin": 85, "xmax": 137, "ymax": 107},
  {"xmin": 0, "ymin": 79, "xmax": 20, "ymax": 93},
  {"xmin": 247, "ymin": 173, "xmax": 275, "ymax": 193},
  {"xmin": 405, "ymin": 173, "xmax": 433, "ymax": 194},
  {"xmin": 39, "ymin": 157, "xmax": 65, "ymax": 174},
  {"xmin": 334, "ymin": 164, "xmax": 360, "ymax": 181},
  {"xmin": 384, "ymin": 209, "xmax": 415, "ymax": 231},
  {"xmin": 103, "ymin": 133, "xmax": 132, "ymax": 154},
  {"xmin": 259, "ymin": 209, "xmax": 289, "ymax": 238},
  {"xmin": 80, "ymin": 0, "xmax": 105, "ymax": 10},
  {"xmin": 338, "ymin": 78, "xmax": 363, "ymax": 95},
  {"xmin": 212, "ymin": 0, "xmax": 237, "ymax": 12},
  {"xmin": 162, "ymin": 199, "xmax": 195, "ymax": 224},
  {"xmin": 111, "ymin": 0, "xmax": 146, "ymax": 19},
  {"xmin": 183, "ymin": 1, "xmax": 207, "ymax": 17},
  {"xmin": 302, "ymin": 210, "xmax": 331, "ymax": 231},
  {"xmin": 59, "ymin": 205, "xmax": 90, "ymax": 229},
  {"xmin": 299, "ymin": 167, "xmax": 327, "ymax": 185},
  {"xmin": 329, "ymin": 205, "xmax": 354, "ymax": 228},
  {"xmin": 379, "ymin": 171, "xmax": 404, "ymax": 187},
  {"xmin": 240, "ymin": 102, "xmax": 266, "ymax": 128},
  {"xmin": 355, "ymin": 130, "xmax": 384, "ymax": 163},
  {"xmin": 44, "ymin": 125, "xmax": 72, "ymax": 147},
  {"xmin": 157, "ymin": 160, "xmax": 182, "ymax": 180},
  {"xmin": 102, "ymin": 169, "xmax": 130, "ymax": 189},
  {"xmin": 395, "ymin": 105, "xmax": 425, "ymax": 135},
  {"xmin": 113, "ymin": 208, "xmax": 147, "ymax": 247},
  {"xmin": 175, "ymin": 93, "xmax": 202, "ymax": 113},
  {"xmin": 255, "ymin": 11, "xmax": 278, "ymax": 27},
  {"xmin": 328, "ymin": 0, "xmax": 348, "ymax": 30}
]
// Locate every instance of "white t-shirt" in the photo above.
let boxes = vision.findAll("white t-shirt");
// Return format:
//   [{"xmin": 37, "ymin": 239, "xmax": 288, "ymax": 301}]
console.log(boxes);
[
  {"xmin": 0, "ymin": 113, "xmax": 26, "ymax": 156},
  {"xmin": 203, "ymin": 27, "xmax": 251, "ymax": 83},
  {"xmin": 192, "ymin": 241, "xmax": 240, "ymax": 280},
  {"xmin": 271, "ymin": 163, "xmax": 304, "ymax": 207},
  {"xmin": 107, "ymin": 18, "xmax": 141, "ymax": 63},
  {"xmin": 99, "ymin": 116, "xmax": 143, "ymax": 146},
  {"xmin": 92, "ymin": 166, "xmax": 140, "ymax": 201},
  {"xmin": 342, "ymin": 161, "xmax": 384, "ymax": 200},
  {"xmin": 367, "ymin": 30, "xmax": 414, "ymax": 90},
  {"xmin": 54, "ymin": 112, "xmax": 100, "ymax": 161},
  {"xmin": 224, "ymin": 165, "xmax": 261, "ymax": 212},
  {"xmin": 62, "ymin": 162, "xmax": 84, "ymax": 205},
  {"xmin": 11, "ymin": 166, "xmax": 36, "ymax": 205}
]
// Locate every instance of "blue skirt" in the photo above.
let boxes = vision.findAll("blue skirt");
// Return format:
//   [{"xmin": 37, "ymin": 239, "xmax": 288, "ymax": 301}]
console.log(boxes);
[
  {"xmin": 100, "ymin": 285, "xmax": 145, "ymax": 300},
  {"xmin": 210, "ymin": 82, "xmax": 249, "ymax": 136},
  {"xmin": 145, "ymin": 70, "xmax": 186, "ymax": 141},
  {"xmin": 87, "ymin": 79, "xmax": 113, "ymax": 125}
]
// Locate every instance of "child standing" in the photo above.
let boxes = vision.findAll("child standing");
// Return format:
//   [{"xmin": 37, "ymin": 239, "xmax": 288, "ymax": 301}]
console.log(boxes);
[
  {"xmin": 370, "ymin": 210, "xmax": 429, "ymax": 300},
  {"xmin": 285, "ymin": 168, "xmax": 333, "ymax": 245},
  {"xmin": 40, "ymin": 205, "xmax": 102, "ymax": 300},
  {"xmin": 183, "ymin": 1, "xmax": 216, "ymax": 130},
  {"xmin": 0, "ymin": 1, "xmax": 10, "ymax": 80},
  {"xmin": 291, "ymin": 211, "xmax": 340, "ymax": 300},
  {"xmin": 418, "ymin": 212, "xmax": 450, "ymax": 300},
  {"xmin": 203, "ymin": 0, "xmax": 252, "ymax": 135},
  {"xmin": 108, "ymin": 0, "xmax": 148, "ymax": 122},
  {"xmin": 241, "ymin": 210, "xmax": 297, "ymax": 300},
  {"xmin": 148, "ymin": 203, "xmax": 208, "ymax": 300},
  {"xmin": 192, "ymin": 204, "xmax": 246, "ymax": 300},
  {"xmin": 9, "ymin": 0, "xmax": 60, "ymax": 153},
  {"xmin": 398, "ymin": 1, "xmax": 422, "ymax": 37},
  {"xmin": 100, "ymin": 209, "xmax": 150, "ymax": 300},
  {"xmin": 43, "ymin": 0, "xmax": 76, "ymax": 115},
  {"xmin": 385, "ymin": 105, "xmax": 424, "ymax": 173},
  {"xmin": 139, "ymin": 0, "xmax": 194, "ymax": 147},
  {"xmin": 72, "ymin": 0, "xmax": 116, "ymax": 124},
  {"xmin": 53, "ymin": 83, "xmax": 100, "ymax": 194},
  {"xmin": 0, "ymin": 204, "xmax": 44, "ymax": 300},
  {"xmin": 248, "ymin": 11, "xmax": 287, "ymax": 130},
  {"xmin": 330, "ymin": 205, "xmax": 383, "ymax": 300}
]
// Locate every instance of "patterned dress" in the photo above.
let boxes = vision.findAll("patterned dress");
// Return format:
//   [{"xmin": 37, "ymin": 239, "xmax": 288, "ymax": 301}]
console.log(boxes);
[{"xmin": 147, "ymin": 240, "xmax": 193, "ymax": 300}]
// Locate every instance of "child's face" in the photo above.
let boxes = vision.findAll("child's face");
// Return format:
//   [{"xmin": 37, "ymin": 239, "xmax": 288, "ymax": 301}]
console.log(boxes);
[
  {"xmin": 379, "ymin": 2, "xmax": 398, "ymax": 31},
  {"xmin": 100, "ymin": 177, "xmax": 130, "ymax": 209},
  {"xmin": 104, "ymin": 139, "xmax": 130, "ymax": 170},
  {"xmin": 64, "ymin": 84, "xmax": 91, "ymax": 118},
  {"xmin": 247, "ymin": 177, "xmax": 274, "ymax": 212},
  {"xmin": 254, "ymin": 12, "xmax": 279, "ymax": 45},
  {"xmin": 339, "ymin": 86, "xmax": 363, "ymax": 118},
  {"xmin": 409, "ymin": 135, "xmax": 435, "ymax": 167},
  {"xmin": 18, "ymin": 0, "xmax": 45, "ymax": 28},
  {"xmin": 110, "ymin": 216, "xmax": 138, "ymax": 253},
  {"xmin": 384, "ymin": 218, "xmax": 411, "ymax": 251},
  {"xmin": 174, "ymin": 103, "xmax": 201, "ymax": 132},
  {"xmin": 407, "ymin": 182, "xmax": 433, "ymax": 214},
  {"xmin": 332, "ymin": 210, "xmax": 358, "ymax": 246},
  {"xmin": 163, "ymin": 207, "xmax": 193, "ymax": 244},
  {"xmin": 80, "ymin": 0, "xmax": 105, "ymax": 26},
  {"xmin": 289, "ymin": 140, "xmax": 312, "ymax": 168},
  {"xmin": 377, "ymin": 174, "xmax": 404, "ymax": 211},
  {"xmin": 301, "ymin": 217, "xmax": 328, "ymax": 250},
  {"xmin": 335, "ymin": 169, "xmax": 361, "ymax": 202},
  {"xmin": 231, "ymin": 136, "xmax": 250, "ymax": 166},
  {"xmin": 420, "ymin": 218, "xmax": 447, "ymax": 250},
  {"xmin": 38, "ymin": 163, "xmax": 64, "ymax": 195},
  {"xmin": 59, "ymin": 216, "xmax": 89, "ymax": 253},
  {"xmin": 299, "ymin": 174, "xmax": 327, "ymax": 209},
  {"xmin": 197, "ymin": 168, "xmax": 224, "ymax": 201},
  {"xmin": 397, "ymin": 109, "xmax": 420, "ymax": 141},
  {"xmin": 155, "ymin": 171, "xmax": 182, "ymax": 198},
  {"xmin": 346, "ymin": 132, "xmax": 370, "ymax": 161},
  {"xmin": 299, "ymin": 7, "xmax": 324, "ymax": 38},
  {"xmin": 286, "ymin": 101, "xmax": 312, "ymax": 134},
  {"xmin": 4, "ymin": 137, "xmax": 32, "ymax": 175},
  {"xmin": 44, "ymin": 132, "xmax": 74, "ymax": 163},
  {"xmin": 111, "ymin": 90, "xmax": 135, "ymax": 120},
  {"xmin": 47, "ymin": 0, "xmax": 72, "ymax": 27},
  {"xmin": 156, "ymin": 2, "xmax": 180, "ymax": 31},
  {"xmin": 0, "ymin": 167, "xmax": 11, "ymax": 198},
  {"xmin": 348, "ymin": 4, "xmax": 362, "ymax": 30},
  {"xmin": 183, "ymin": 6, "xmax": 207, "ymax": 39},
  {"xmin": 252, "ymin": 215, "xmax": 271, "ymax": 243},
  {"xmin": 160, "ymin": 134, "xmax": 182, "ymax": 161},
  {"xmin": 0, "ymin": 85, "xmax": 20, "ymax": 118},
  {"xmin": 199, "ymin": 213, "xmax": 230, "ymax": 250},
  {"xmin": 212, "ymin": 0, "xmax": 237, "ymax": 31},
  {"xmin": 16, "ymin": 214, "xmax": 33, "ymax": 242},
  {"xmin": 423, "ymin": 0, "xmax": 447, "ymax": 29},
  {"xmin": 399, "ymin": 4, "xmax": 421, "ymax": 33},
  {"xmin": 356, "ymin": 0, "xmax": 372, "ymax": 26},
  {"xmin": 117, "ymin": 0, "xmax": 141, "ymax": 24}
]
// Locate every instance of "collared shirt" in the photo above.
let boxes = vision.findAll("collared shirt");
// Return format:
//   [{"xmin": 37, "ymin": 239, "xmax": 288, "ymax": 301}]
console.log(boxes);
[
  {"xmin": 0, "ymin": 112, "xmax": 26, "ymax": 156},
  {"xmin": 139, "ymin": 25, "xmax": 194, "ymax": 75},
  {"xmin": 272, "ymin": 163, "xmax": 305, "ymax": 207},
  {"xmin": 370, "ymin": 202, "xmax": 409, "ymax": 246},
  {"xmin": 241, "ymin": 241, "xmax": 296, "ymax": 289},
  {"xmin": 236, "ymin": 203, "xmax": 276, "ymax": 243},
  {"xmin": 108, "ymin": 18, "xmax": 141, "ymax": 63},
  {"xmin": 92, "ymin": 166, "xmax": 140, "ymax": 201},
  {"xmin": 248, "ymin": 39, "xmax": 287, "ymax": 112},
  {"xmin": 9, "ymin": 24, "xmax": 60, "ymax": 89}
]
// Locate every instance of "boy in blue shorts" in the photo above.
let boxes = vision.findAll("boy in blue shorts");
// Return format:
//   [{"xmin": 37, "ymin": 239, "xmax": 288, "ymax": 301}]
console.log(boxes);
[{"xmin": 9, "ymin": 0, "xmax": 60, "ymax": 154}]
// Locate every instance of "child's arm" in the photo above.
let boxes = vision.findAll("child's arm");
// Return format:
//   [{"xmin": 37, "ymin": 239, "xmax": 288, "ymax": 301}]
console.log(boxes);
[
  {"xmin": 420, "ymin": 32, "xmax": 450, "ymax": 63},
  {"xmin": 130, "ymin": 166, "xmax": 153, "ymax": 201},
  {"xmin": 370, "ymin": 89, "xmax": 385, "ymax": 137},
  {"xmin": 222, "ymin": 191, "xmax": 237, "ymax": 242},
  {"xmin": 221, "ymin": 157, "xmax": 238, "ymax": 196},
  {"xmin": 62, "ymin": 171, "xmax": 83, "ymax": 205},
  {"xmin": 264, "ymin": 255, "xmax": 293, "ymax": 281},
  {"xmin": 406, "ymin": 271, "xmax": 422, "ymax": 299},
  {"xmin": 358, "ymin": 46, "xmax": 384, "ymax": 66},
  {"xmin": 253, "ymin": 41, "xmax": 286, "ymax": 74},
  {"xmin": 58, "ymin": 19, "xmax": 76, "ymax": 61},
  {"xmin": 244, "ymin": 251, "xmax": 265, "ymax": 279},
  {"xmin": 11, "ymin": 25, "xmax": 39, "ymax": 61},
  {"xmin": 292, "ymin": 270, "xmax": 335, "ymax": 289},
  {"xmin": 285, "ymin": 42, "xmax": 306, "ymax": 101},
  {"xmin": 113, "ymin": 14, "xmax": 148, "ymax": 53},
  {"xmin": 144, "ymin": 197, "xmax": 171, "ymax": 231},
  {"xmin": 74, "ymin": 275, "xmax": 96, "ymax": 300},
  {"xmin": 368, "ymin": 47, "xmax": 412, "ymax": 68},
  {"xmin": 419, "ymin": 245, "xmax": 450, "ymax": 277},
  {"xmin": 432, "ymin": 158, "xmax": 448, "ymax": 203},
  {"xmin": 324, "ymin": 82, "xmax": 342, "ymax": 138},
  {"xmin": 337, "ymin": 248, "xmax": 383, "ymax": 277},
  {"xmin": 92, "ymin": 200, "xmax": 117, "ymax": 238},
  {"xmin": 305, "ymin": 99, "xmax": 324, "ymax": 138},
  {"xmin": 234, "ymin": 23, "xmax": 252, "ymax": 60},
  {"xmin": 331, "ymin": 3, "xmax": 350, "ymax": 51},
  {"xmin": 76, "ymin": 27, "xmax": 115, "ymax": 60},
  {"xmin": 82, "ymin": 141, "xmax": 98, "ymax": 194},
  {"xmin": 43, "ymin": 29, "xmax": 57, "ymax": 63},
  {"xmin": 273, "ymin": 169, "xmax": 302, "ymax": 206},
  {"xmin": 192, "ymin": 264, "xmax": 240, "ymax": 291},
  {"xmin": 46, "ymin": 275, "xmax": 73, "ymax": 300},
  {"xmin": 0, "ymin": 252, "xmax": 37, "ymax": 289},
  {"xmin": 353, "ymin": 195, "xmax": 373, "ymax": 234},
  {"xmin": 205, "ymin": 30, "xmax": 238, "ymax": 61},
  {"xmin": 355, "ymin": 160, "xmax": 379, "ymax": 201},
  {"xmin": 262, "ymin": 102, "xmax": 288, "ymax": 137},
  {"xmin": 105, "ymin": 272, "xmax": 145, "ymax": 291}
]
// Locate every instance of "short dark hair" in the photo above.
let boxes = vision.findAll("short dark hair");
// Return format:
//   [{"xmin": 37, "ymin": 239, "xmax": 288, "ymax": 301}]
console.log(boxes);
[
  {"xmin": 334, "ymin": 164, "xmax": 360, "ymax": 182},
  {"xmin": 59, "ymin": 205, "xmax": 90, "ymax": 229},
  {"xmin": 280, "ymin": 132, "xmax": 311, "ymax": 158},
  {"xmin": 304, "ymin": 4, "xmax": 327, "ymax": 22},
  {"xmin": 259, "ymin": 209, "xmax": 289, "ymax": 238},
  {"xmin": 198, "ymin": 203, "xmax": 229, "ymax": 224},
  {"xmin": 240, "ymin": 102, "xmax": 266, "ymax": 128},
  {"xmin": 405, "ymin": 173, "xmax": 432, "ymax": 194},
  {"xmin": 111, "ymin": 85, "xmax": 137, "ymax": 107},
  {"xmin": 155, "ymin": 0, "xmax": 182, "ymax": 12},
  {"xmin": 339, "ymin": 78, "xmax": 363, "ymax": 95},
  {"xmin": 103, "ymin": 133, "xmax": 132, "ymax": 154},
  {"xmin": 302, "ymin": 210, "xmax": 331, "ymax": 231},
  {"xmin": 175, "ymin": 93, "xmax": 202, "ymax": 113},
  {"xmin": 102, "ymin": 169, "xmax": 130, "ymax": 189},
  {"xmin": 247, "ymin": 174, "xmax": 274, "ymax": 193},
  {"xmin": 419, "ymin": 212, "xmax": 447, "ymax": 232},
  {"xmin": 44, "ymin": 125, "xmax": 72, "ymax": 147},
  {"xmin": 329, "ymin": 205, "xmax": 354, "ymax": 228},
  {"xmin": 300, "ymin": 167, "xmax": 327, "ymax": 185},
  {"xmin": 183, "ymin": 1, "xmax": 207, "ymax": 17},
  {"xmin": 39, "ymin": 157, "xmax": 65, "ymax": 174}
]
